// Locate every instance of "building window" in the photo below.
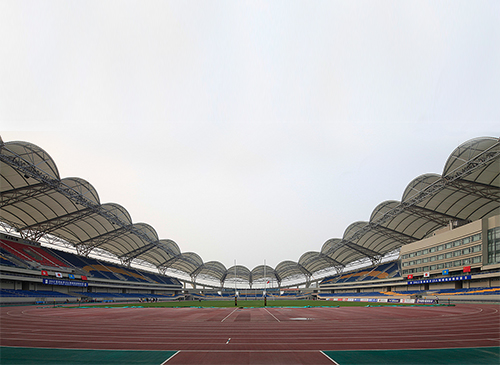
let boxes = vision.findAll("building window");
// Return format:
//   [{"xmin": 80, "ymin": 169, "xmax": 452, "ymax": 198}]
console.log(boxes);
[
  {"xmin": 487, "ymin": 227, "xmax": 500, "ymax": 264},
  {"xmin": 472, "ymin": 256, "xmax": 482, "ymax": 264}
]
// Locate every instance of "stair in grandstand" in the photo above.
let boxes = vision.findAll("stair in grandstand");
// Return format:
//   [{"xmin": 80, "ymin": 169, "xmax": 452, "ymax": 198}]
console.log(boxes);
[{"xmin": 0, "ymin": 248, "xmax": 32, "ymax": 269}]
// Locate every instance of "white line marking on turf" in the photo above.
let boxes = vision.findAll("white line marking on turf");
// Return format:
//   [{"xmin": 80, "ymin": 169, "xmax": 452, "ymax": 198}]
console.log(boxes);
[
  {"xmin": 221, "ymin": 308, "xmax": 239, "ymax": 322},
  {"xmin": 320, "ymin": 351, "xmax": 340, "ymax": 364},
  {"xmin": 161, "ymin": 351, "xmax": 180, "ymax": 364},
  {"xmin": 264, "ymin": 308, "xmax": 281, "ymax": 322}
]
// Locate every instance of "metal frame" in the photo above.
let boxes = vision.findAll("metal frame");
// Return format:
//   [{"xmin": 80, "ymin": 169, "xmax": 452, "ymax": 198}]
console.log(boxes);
[{"xmin": 1, "ymin": 137, "xmax": 499, "ymax": 288}]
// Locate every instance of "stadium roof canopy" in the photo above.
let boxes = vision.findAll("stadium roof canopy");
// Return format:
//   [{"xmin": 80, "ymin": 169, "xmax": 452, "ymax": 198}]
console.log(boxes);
[{"xmin": 1, "ymin": 136, "xmax": 499, "ymax": 287}]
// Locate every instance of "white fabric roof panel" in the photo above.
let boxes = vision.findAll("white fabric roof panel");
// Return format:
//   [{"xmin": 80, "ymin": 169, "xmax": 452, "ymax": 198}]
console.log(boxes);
[
  {"xmin": 0, "ymin": 178, "xmax": 93, "ymax": 234},
  {"xmin": 0, "ymin": 141, "xmax": 60, "ymax": 184},
  {"xmin": 164, "ymin": 252, "xmax": 203, "ymax": 275},
  {"xmin": 345, "ymin": 221, "xmax": 409, "ymax": 258},
  {"xmin": 251, "ymin": 265, "xmax": 278, "ymax": 283},
  {"xmin": 298, "ymin": 251, "xmax": 337, "ymax": 274},
  {"xmin": 133, "ymin": 239, "xmax": 182, "ymax": 267},
  {"xmin": 1, "ymin": 136, "xmax": 499, "ymax": 286},
  {"xmin": 274, "ymin": 260, "xmax": 308, "ymax": 282},
  {"xmin": 41, "ymin": 203, "xmax": 130, "ymax": 245},
  {"xmin": 81, "ymin": 222, "xmax": 158, "ymax": 259},
  {"xmin": 370, "ymin": 200, "xmax": 442, "ymax": 240},
  {"xmin": 196, "ymin": 261, "xmax": 227, "ymax": 282},
  {"xmin": 320, "ymin": 238, "xmax": 368, "ymax": 266},
  {"xmin": 225, "ymin": 265, "xmax": 251, "ymax": 282}
]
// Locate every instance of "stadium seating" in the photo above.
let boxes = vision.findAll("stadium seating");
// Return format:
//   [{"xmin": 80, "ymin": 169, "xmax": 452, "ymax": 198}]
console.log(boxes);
[
  {"xmin": 0, "ymin": 289, "xmax": 75, "ymax": 298},
  {"xmin": 0, "ymin": 239, "xmax": 68, "ymax": 268},
  {"xmin": 320, "ymin": 261, "xmax": 401, "ymax": 285},
  {"xmin": 75, "ymin": 292, "xmax": 180, "ymax": 300},
  {"xmin": 0, "ymin": 237, "xmax": 182, "ymax": 293},
  {"xmin": 385, "ymin": 290, "xmax": 423, "ymax": 296},
  {"xmin": 0, "ymin": 251, "xmax": 19, "ymax": 267},
  {"xmin": 46, "ymin": 247, "xmax": 181, "ymax": 285},
  {"xmin": 318, "ymin": 291, "xmax": 390, "ymax": 298},
  {"xmin": 431, "ymin": 287, "xmax": 500, "ymax": 296}
]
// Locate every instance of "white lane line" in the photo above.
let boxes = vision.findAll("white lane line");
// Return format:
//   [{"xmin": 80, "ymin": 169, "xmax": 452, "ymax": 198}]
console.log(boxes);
[
  {"xmin": 221, "ymin": 308, "xmax": 239, "ymax": 323},
  {"xmin": 161, "ymin": 351, "xmax": 180, "ymax": 364},
  {"xmin": 320, "ymin": 351, "xmax": 340, "ymax": 364},
  {"xmin": 4, "ymin": 337, "xmax": 498, "ymax": 346},
  {"xmin": 264, "ymin": 308, "xmax": 281, "ymax": 322}
]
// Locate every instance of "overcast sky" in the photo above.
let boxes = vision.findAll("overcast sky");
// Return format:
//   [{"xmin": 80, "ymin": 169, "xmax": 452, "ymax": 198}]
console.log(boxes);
[{"xmin": 1, "ymin": 1, "xmax": 499, "ymax": 271}]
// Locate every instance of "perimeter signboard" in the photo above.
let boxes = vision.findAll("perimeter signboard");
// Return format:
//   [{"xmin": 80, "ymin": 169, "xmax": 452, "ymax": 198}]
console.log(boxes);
[
  {"xmin": 407, "ymin": 275, "xmax": 471, "ymax": 285},
  {"xmin": 42, "ymin": 278, "xmax": 88, "ymax": 287}
]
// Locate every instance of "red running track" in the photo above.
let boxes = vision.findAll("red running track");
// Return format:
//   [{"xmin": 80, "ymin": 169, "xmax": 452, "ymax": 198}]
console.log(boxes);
[{"xmin": 1, "ymin": 304, "xmax": 499, "ymax": 364}]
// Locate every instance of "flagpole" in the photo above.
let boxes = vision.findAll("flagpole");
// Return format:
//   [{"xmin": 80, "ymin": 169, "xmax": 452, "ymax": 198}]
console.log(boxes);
[
  {"xmin": 264, "ymin": 259, "xmax": 267, "ymax": 306},
  {"xmin": 234, "ymin": 259, "xmax": 237, "ymax": 307}
]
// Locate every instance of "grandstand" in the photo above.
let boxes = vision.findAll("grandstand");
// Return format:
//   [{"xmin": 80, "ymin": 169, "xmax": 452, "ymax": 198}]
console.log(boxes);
[
  {"xmin": 1, "ymin": 136, "xmax": 499, "ymax": 304},
  {"xmin": 0, "ymin": 233, "xmax": 183, "ymax": 304}
]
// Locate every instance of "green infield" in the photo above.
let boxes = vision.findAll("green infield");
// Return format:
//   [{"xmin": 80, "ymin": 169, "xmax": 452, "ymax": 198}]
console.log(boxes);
[
  {"xmin": 0, "ymin": 347, "xmax": 177, "ymax": 365},
  {"xmin": 73, "ymin": 299, "xmax": 442, "ymax": 308},
  {"xmin": 323, "ymin": 347, "xmax": 500, "ymax": 365}
]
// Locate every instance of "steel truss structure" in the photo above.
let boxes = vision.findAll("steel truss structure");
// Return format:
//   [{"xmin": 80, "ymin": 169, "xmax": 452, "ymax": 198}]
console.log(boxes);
[{"xmin": 1, "ymin": 136, "xmax": 499, "ymax": 288}]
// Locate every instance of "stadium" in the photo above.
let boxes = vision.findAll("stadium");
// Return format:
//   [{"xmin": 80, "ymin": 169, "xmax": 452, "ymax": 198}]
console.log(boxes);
[{"xmin": 1, "ymin": 135, "xmax": 499, "ymax": 364}]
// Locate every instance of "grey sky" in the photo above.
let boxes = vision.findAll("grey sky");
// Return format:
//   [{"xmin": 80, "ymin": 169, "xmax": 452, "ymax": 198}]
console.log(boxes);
[{"xmin": 1, "ymin": 1, "xmax": 499, "ymax": 270}]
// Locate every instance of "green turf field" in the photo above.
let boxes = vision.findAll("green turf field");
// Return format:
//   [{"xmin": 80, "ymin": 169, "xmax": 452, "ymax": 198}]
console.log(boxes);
[
  {"xmin": 323, "ymin": 347, "xmax": 500, "ymax": 365},
  {"xmin": 1, "ymin": 347, "xmax": 497, "ymax": 365},
  {"xmin": 73, "ymin": 299, "xmax": 443, "ymax": 308},
  {"xmin": 0, "ymin": 347, "xmax": 177, "ymax": 365}
]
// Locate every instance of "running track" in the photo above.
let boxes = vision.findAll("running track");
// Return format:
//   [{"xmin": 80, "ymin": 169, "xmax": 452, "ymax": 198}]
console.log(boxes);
[{"xmin": 1, "ymin": 304, "xmax": 499, "ymax": 364}]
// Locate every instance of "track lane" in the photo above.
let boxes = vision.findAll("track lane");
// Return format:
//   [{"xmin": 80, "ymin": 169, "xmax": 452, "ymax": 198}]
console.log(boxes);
[{"xmin": 1, "ymin": 304, "xmax": 499, "ymax": 354}]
